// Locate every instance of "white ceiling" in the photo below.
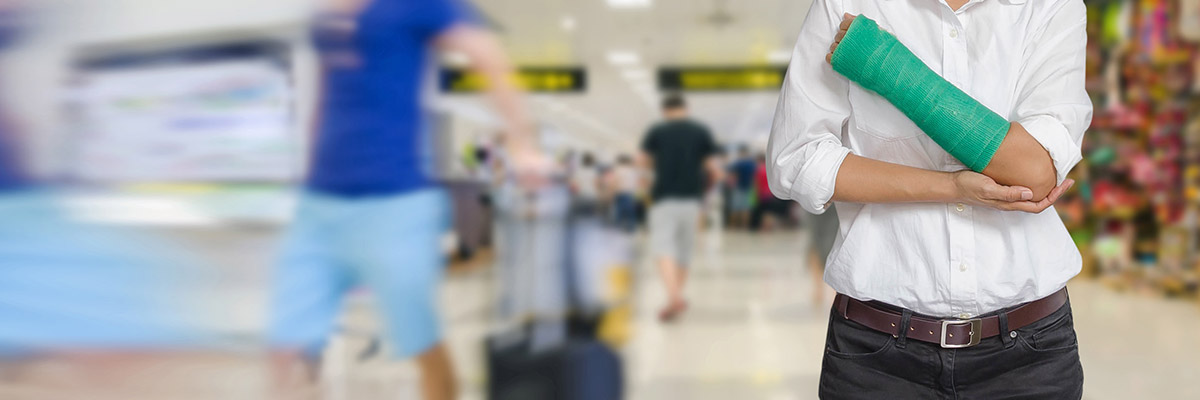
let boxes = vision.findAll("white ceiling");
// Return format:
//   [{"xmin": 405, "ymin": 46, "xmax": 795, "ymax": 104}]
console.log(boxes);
[{"xmin": 440, "ymin": 0, "xmax": 815, "ymax": 153}]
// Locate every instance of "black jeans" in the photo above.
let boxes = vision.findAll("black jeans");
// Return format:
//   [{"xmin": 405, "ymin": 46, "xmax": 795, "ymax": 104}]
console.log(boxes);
[{"xmin": 818, "ymin": 299, "xmax": 1083, "ymax": 399}]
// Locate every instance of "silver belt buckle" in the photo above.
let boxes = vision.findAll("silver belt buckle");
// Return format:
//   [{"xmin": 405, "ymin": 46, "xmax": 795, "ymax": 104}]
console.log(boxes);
[{"xmin": 940, "ymin": 319, "xmax": 982, "ymax": 348}]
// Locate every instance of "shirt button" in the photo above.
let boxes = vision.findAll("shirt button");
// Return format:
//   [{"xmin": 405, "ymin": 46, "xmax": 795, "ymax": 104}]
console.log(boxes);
[
  {"xmin": 959, "ymin": 263, "xmax": 968, "ymax": 272},
  {"xmin": 949, "ymin": 29, "xmax": 959, "ymax": 38},
  {"xmin": 956, "ymin": 203, "xmax": 965, "ymax": 212}
]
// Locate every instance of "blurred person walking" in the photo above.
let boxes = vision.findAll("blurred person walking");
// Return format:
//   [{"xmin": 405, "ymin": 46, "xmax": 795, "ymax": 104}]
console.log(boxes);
[
  {"xmin": 609, "ymin": 154, "xmax": 641, "ymax": 232},
  {"xmin": 639, "ymin": 94, "xmax": 722, "ymax": 322},
  {"xmin": 571, "ymin": 152, "xmax": 601, "ymax": 206},
  {"xmin": 769, "ymin": 0, "xmax": 1088, "ymax": 398},
  {"xmin": 268, "ymin": 1, "xmax": 545, "ymax": 399},
  {"xmin": 0, "ymin": 3, "xmax": 231, "ymax": 396},
  {"xmin": 750, "ymin": 153, "xmax": 789, "ymax": 232},
  {"xmin": 727, "ymin": 145, "xmax": 757, "ymax": 228}
]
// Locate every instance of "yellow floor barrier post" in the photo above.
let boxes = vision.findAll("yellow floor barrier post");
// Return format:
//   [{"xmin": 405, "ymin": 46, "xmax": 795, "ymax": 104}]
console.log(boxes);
[{"xmin": 597, "ymin": 264, "xmax": 633, "ymax": 347}]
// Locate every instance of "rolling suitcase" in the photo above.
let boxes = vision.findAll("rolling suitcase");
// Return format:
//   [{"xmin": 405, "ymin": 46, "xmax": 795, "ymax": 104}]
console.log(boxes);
[
  {"xmin": 487, "ymin": 181, "xmax": 624, "ymax": 400},
  {"xmin": 486, "ymin": 330, "xmax": 623, "ymax": 400}
]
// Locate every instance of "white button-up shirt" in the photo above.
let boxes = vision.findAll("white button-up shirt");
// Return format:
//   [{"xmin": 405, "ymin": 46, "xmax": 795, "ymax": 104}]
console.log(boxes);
[{"xmin": 767, "ymin": 0, "xmax": 1091, "ymax": 317}]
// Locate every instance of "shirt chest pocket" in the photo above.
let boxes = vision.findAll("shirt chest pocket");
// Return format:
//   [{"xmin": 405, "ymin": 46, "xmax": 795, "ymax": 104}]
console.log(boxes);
[{"xmin": 847, "ymin": 84, "xmax": 923, "ymax": 141}]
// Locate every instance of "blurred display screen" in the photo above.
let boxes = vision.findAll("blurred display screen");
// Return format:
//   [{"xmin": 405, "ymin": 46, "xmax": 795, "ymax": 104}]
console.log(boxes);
[
  {"xmin": 658, "ymin": 66, "xmax": 787, "ymax": 91},
  {"xmin": 440, "ymin": 67, "xmax": 586, "ymax": 93},
  {"xmin": 64, "ymin": 42, "xmax": 296, "ymax": 183}
]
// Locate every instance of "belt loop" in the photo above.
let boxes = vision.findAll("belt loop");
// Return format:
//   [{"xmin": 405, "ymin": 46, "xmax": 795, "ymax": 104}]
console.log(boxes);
[
  {"xmin": 896, "ymin": 309, "xmax": 913, "ymax": 349},
  {"xmin": 837, "ymin": 295, "xmax": 851, "ymax": 319},
  {"xmin": 998, "ymin": 311, "xmax": 1014, "ymax": 348}
]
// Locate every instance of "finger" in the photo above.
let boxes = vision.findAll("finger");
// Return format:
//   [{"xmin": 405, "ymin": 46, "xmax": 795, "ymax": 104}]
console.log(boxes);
[
  {"xmin": 1021, "ymin": 187, "xmax": 1065, "ymax": 213},
  {"xmin": 1000, "ymin": 186, "xmax": 1034, "ymax": 202},
  {"xmin": 1020, "ymin": 183, "xmax": 1073, "ymax": 213},
  {"xmin": 1061, "ymin": 179, "xmax": 1076, "ymax": 193},
  {"xmin": 986, "ymin": 200, "xmax": 1025, "ymax": 212},
  {"xmin": 840, "ymin": 14, "xmax": 854, "ymax": 30},
  {"xmin": 982, "ymin": 184, "xmax": 1033, "ymax": 202},
  {"xmin": 1035, "ymin": 179, "xmax": 1076, "ymax": 208},
  {"xmin": 1005, "ymin": 201, "xmax": 1049, "ymax": 214},
  {"xmin": 1040, "ymin": 183, "xmax": 1067, "ymax": 206},
  {"xmin": 826, "ymin": 52, "xmax": 833, "ymax": 64}
]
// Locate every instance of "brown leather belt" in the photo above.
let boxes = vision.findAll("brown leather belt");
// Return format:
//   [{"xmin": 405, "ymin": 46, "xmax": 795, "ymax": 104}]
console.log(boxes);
[{"xmin": 833, "ymin": 288, "xmax": 1068, "ymax": 348}]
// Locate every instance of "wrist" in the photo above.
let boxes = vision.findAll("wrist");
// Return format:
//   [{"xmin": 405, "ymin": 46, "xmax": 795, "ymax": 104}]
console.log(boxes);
[{"xmin": 940, "ymin": 171, "xmax": 963, "ymax": 203}]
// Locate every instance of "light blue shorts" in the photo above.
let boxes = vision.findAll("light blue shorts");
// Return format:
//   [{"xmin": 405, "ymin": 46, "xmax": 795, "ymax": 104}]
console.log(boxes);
[{"xmin": 269, "ymin": 189, "xmax": 450, "ymax": 358}]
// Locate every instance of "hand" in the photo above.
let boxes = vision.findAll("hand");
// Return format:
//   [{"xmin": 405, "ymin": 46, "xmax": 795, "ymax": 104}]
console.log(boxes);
[
  {"xmin": 826, "ymin": 13, "xmax": 857, "ymax": 64},
  {"xmin": 953, "ymin": 171, "xmax": 1074, "ymax": 213},
  {"xmin": 507, "ymin": 146, "xmax": 555, "ymax": 189}
]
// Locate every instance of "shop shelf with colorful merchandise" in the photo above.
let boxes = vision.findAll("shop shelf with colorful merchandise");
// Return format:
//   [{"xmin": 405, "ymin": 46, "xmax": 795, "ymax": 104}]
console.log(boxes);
[{"xmin": 1072, "ymin": 0, "xmax": 1199, "ymax": 299}]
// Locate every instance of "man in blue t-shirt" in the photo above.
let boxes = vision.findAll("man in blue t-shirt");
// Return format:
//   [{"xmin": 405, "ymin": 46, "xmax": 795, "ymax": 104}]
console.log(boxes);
[{"xmin": 270, "ymin": 1, "xmax": 545, "ymax": 399}]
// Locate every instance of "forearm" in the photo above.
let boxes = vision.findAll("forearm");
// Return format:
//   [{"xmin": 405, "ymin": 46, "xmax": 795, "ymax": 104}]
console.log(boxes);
[
  {"xmin": 831, "ymin": 16, "xmax": 1057, "ymax": 199},
  {"xmin": 831, "ymin": 17, "xmax": 1004, "ymax": 171},
  {"xmin": 832, "ymin": 154, "xmax": 958, "ymax": 204},
  {"xmin": 475, "ymin": 50, "xmax": 534, "ymax": 153},
  {"xmin": 862, "ymin": 122, "xmax": 1058, "ymax": 200},
  {"xmin": 437, "ymin": 26, "xmax": 535, "ymax": 153}
]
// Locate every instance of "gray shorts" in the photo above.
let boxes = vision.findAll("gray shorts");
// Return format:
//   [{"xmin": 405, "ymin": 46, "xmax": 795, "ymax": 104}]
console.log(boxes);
[{"xmin": 649, "ymin": 199, "xmax": 701, "ymax": 267}]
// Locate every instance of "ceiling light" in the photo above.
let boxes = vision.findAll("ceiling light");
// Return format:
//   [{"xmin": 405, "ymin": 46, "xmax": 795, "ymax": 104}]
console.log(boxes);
[
  {"xmin": 606, "ymin": 50, "xmax": 640, "ymax": 66},
  {"xmin": 607, "ymin": 0, "xmax": 652, "ymax": 8},
  {"xmin": 561, "ymin": 16, "xmax": 576, "ymax": 31}
]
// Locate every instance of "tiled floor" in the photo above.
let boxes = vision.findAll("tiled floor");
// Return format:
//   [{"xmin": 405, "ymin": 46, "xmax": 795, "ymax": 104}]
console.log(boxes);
[
  {"xmin": 324, "ymin": 229, "xmax": 1200, "ymax": 399},
  {"xmin": 2, "ymin": 228, "xmax": 1196, "ymax": 399}
]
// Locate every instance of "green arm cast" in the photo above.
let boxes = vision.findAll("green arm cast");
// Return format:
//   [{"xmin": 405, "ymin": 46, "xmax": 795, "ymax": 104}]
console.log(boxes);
[{"xmin": 831, "ymin": 16, "xmax": 1008, "ymax": 172}]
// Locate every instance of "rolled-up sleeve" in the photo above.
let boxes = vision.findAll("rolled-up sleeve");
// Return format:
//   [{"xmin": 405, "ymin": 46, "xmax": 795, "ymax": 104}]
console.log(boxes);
[
  {"xmin": 766, "ymin": 0, "xmax": 851, "ymax": 215},
  {"xmin": 1012, "ymin": 0, "xmax": 1092, "ymax": 185}
]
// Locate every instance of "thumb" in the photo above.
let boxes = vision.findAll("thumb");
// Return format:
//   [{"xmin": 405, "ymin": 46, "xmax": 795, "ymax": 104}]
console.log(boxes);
[{"xmin": 988, "ymin": 185, "xmax": 1034, "ymax": 202}]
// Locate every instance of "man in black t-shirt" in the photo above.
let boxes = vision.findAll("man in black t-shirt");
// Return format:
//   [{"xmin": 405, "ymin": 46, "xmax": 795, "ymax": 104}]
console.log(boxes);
[{"xmin": 639, "ymin": 94, "xmax": 722, "ymax": 322}]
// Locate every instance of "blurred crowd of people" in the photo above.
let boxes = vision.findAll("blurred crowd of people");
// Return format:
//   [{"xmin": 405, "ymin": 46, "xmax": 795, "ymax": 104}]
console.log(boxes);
[{"xmin": 546, "ymin": 145, "xmax": 803, "ymax": 237}]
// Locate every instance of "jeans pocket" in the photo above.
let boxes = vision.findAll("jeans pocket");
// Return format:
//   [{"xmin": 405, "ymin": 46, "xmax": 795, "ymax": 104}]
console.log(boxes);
[
  {"xmin": 1016, "ymin": 305, "xmax": 1079, "ymax": 353},
  {"xmin": 824, "ymin": 311, "xmax": 897, "ymax": 359},
  {"xmin": 825, "ymin": 336, "xmax": 896, "ymax": 359}
]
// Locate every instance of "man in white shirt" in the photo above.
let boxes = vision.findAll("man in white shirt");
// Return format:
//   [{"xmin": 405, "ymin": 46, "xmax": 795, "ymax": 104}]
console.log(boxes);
[{"xmin": 768, "ymin": 0, "xmax": 1090, "ymax": 398}]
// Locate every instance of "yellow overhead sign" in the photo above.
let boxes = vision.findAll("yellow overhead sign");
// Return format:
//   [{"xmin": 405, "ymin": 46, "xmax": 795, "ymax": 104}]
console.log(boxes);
[
  {"xmin": 658, "ymin": 66, "xmax": 788, "ymax": 91},
  {"xmin": 440, "ymin": 68, "xmax": 586, "ymax": 93}
]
